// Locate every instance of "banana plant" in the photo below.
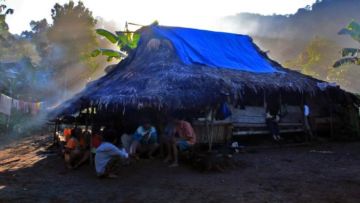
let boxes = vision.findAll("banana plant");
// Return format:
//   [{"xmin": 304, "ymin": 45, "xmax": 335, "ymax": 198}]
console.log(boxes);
[
  {"xmin": 0, "ymin": 3, "xmax": 14, "ymax": 15},
  {"xmin": 333, "ymin": 21, "xmax": 360, "ymax": 68},
  {"xmin": 91, "ymin": 28, "xmax": 140, "ymax": 62},
  {"xmin": 0, "ymin": 2, "xmax": 14, "ymax": 34}
]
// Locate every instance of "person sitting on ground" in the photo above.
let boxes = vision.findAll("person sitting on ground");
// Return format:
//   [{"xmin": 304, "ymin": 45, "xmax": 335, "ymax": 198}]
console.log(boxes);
[
  {"xmin": 129, "ymin": 119, "xmax": 159, "ymax": 159},
  {"xmin": 74, "ymin": 130, "xmax": 91, "ymax": 168},
  {"xmin": 64, "ymin": 128, "xmax": 83, "ymax": 169},
  {"xmin": 266, "ymin": 99, "xmax": 281, "ymax": 141},
  {"xmin": 95, "ymin": 129, "xmax": 129, "ymax": 178},
  {"xmin": 164, "ymin": 117, "xmax": 196, "ymax": 167}
]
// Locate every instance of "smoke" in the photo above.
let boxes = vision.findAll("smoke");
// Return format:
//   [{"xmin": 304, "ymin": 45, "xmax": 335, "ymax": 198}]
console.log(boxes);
[
  {"xmin": 221, "ymin": 0, "xmax": 360, "ymax": 62},
  {"xmin": 0, "ymin": 15, "xmax": 119, "ymax": 145},
  {"xmin": 216, "ymin": 0, "xmax": 360, "ymax": 94}
]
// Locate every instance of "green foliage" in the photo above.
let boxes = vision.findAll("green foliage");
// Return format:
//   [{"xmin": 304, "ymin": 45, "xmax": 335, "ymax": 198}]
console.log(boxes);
[
  {"xmin": 0, "ymin": 1, "xmax": 12, "ymax": 43},
  {"xmin": 341, "ymin": 48, "xmax": 360, "ymax": 57},
  {"xmin": 48, "ymin": 1, "xmax": 98, "ymax": 65},
  {"xmin": 96, "ymin": 29, "xmax": 118, "ymax": 43},
  {"xmin": 285, "ymin": 37, "xmax": 339, "ymax": 78},
  {"xmin": 333, "ymin": 57, "xmax": 360, "ymax": 68},
  {"xmin": 91, "ymin": 48, "xmax": 126, "ymax": 62},
  {"xmin": 285, "ymin": 36, "xmax": 360, "ymax": 93},
  {"xmin": 116, "ymin": 31, "xmax": 141, "ymax": 51},
  {"xmin": 338, "ymin": 21, "xmax": 360, "ymax": 43},
  {"xmin": 334, "ymin": 21, "xmax": 360, "ymax": 68},
  {"xmin": 0, "ymin": 3, "xmax": 14, "ymax": 15},
  {"xmin": 92, "ymin": 28, "xmax": 140, "ymax": 62},
  {"xmin": 44, "ymin": 0, "xmax": 108, "ymax": 91}
]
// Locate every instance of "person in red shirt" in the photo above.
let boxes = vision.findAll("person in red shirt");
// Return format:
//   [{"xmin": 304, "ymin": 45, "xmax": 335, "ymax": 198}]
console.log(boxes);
[
  {"xmin": 63, "ymin": 128, "xmax": 72, "ymax": 142},
  {"xmin": 164, "ymin": 117, "xmax": 196, "ymax": 167},
  {"xmin": 64, "ymin": 128, "xmax": 90, "ymax": 169},
  {"xmin": 64, "ymin": 128, "xmax": 81, "ymax": 169}
]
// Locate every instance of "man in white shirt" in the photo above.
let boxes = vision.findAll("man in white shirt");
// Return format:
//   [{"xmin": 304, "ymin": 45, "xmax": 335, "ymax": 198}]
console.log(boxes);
[{"xmin": 95, "ymin": 129, "xmax": 128, "ymax": 178}]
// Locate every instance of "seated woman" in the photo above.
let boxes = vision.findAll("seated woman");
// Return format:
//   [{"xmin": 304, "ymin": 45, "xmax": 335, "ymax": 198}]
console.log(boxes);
[
  {"xmin": 266, "ymin": 99, "xmax": 281, "ymax": 141},
  {"xmin": 64, "ymin": 128, "xmax": 90, "ymax": 169},
  {"xmin": 64, "ymin": 128, "xmax": 81, "ymax": 169},
  {"xmin": 95, "ymin": 129, "xmax": 129, "ymax": 178},
  {"xmin": 164, "ymin": 117, "xmax": 196, "ymax": 167},
  {"xmin": 129, "ymin": 119, "xmax": 159, "ymax": 159}
]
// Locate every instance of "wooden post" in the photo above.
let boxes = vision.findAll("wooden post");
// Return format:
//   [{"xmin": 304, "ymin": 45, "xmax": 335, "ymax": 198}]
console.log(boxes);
[
  {"xmin": 263, "ymin": 90, "xmax": 267, "ymax": 109},
  {"xmin": 325, "ymin": 91, "xmax": 334, "ymax": 139},
  {"xmin": 209, "ymin": 108, "xmax": 215, "ymax": 151},
  {"xmin": 279, "ymin": 92, "xmax": 282, "ymax": 115},
  {"xmin": 330, "ymin": 104, "xmax": 334, "ymax": 139},
  {"xmin": 205, "ymin": 118, "xmax": 209, "ymax": 150},
  {"xmin": 53, "ymin": 120, "xmax": 58, "ymax": 145},
  {"xmin": 89, "ymin": 105, "xmax": 95, "ymax": 165},
  {"xmin": 85, "ymin": 107, "xmax": 89, "ymax": 132}
]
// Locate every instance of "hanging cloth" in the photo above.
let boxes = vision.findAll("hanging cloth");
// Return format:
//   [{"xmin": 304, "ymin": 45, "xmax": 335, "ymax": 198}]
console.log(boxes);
[
  {"xmin": 12, "ymin": 99, "xmax": 20, "ymax": 110},
  {"xmin": 0, "ymin": 94, "xmax": 12, "ymax": 116}
]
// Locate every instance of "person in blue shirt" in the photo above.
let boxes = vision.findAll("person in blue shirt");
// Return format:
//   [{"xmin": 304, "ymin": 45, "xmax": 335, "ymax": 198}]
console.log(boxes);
[{"xmin": 129, "ymin": 119, "xmax": 159, "ymax": 159}]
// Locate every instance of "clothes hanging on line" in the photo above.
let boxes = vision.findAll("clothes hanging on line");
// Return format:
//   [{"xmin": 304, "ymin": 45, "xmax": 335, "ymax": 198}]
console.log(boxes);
[
  {"xmin": 0, "ymin": 93, "xmax": 44, "ymax": 115},
  {"xmin": 0, "ymin": 94, "xmax": 12, "ymax": 116}
]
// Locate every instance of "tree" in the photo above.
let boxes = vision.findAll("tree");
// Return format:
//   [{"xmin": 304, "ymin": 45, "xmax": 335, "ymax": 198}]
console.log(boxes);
[
  {"xmin": 46, "ymin": 1, "xmax": 101, "ymax": 96},
  {"xmin": 285, "ymin": 37, "xmax": 340, "ymax": 78},
  {"xmin": 0, "ymin": 0, "xmax": 14, "ymax": 58},
  {"xmin": 0, "ymin": 0, "xmax": 13, "ymax": 35},
  {"xmin": 21, "ymin": 19, "xmax": 50, "ymax": 59},
  {"xmin": 333, "ymin": 21, "xmax": 360, "ymax": 67},
  {"xmin": 285, "ymin": 36, "xmax": 360, "ymax": 93},
  {"xmin": 47, "ymin": 1, "xmax": 99, "ymax": 71}
]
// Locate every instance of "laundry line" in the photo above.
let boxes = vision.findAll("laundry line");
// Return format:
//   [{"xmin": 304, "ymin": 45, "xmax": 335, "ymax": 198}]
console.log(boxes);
[{"xmin": 0, "ymin": 93, "xmax": 44, "ymax": 116}]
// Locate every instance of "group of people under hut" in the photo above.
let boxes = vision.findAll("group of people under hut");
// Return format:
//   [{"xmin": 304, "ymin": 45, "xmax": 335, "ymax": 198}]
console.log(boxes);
[
  {"xmin": 57, "ymin": 96, "xmax": 312, "ymax": 178},
  {"xmin": 58, "ymin": 116, "xmax": 196, "ymax": 178}
]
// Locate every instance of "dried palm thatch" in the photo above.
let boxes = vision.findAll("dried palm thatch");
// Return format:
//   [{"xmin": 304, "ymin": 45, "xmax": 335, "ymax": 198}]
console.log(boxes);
[{"xmin": 52, "ymin": 26, "xmax": 352, "ymax": 117}]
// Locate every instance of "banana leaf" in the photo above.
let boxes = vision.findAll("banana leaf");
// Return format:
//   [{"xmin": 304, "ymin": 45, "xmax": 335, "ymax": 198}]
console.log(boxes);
[
  {"xmin": 348, "ymin": 21, "xmax": 360, "ymax": 32},
  {"xmin": 91, "ymin": 48, "xmax": 126, "ymax": 59},
  {"xmin": 117, "ymin": 32, "xmax": 140, "ymax": 50},
  {"xmin": 100, "ymin": 48, "xmax": 126, "ymax": 58},
  {"xmin": 96, "ymin": 29, "xmax": 118, "ymax": 44},
  {"xmin": 128, "ymin": 33, "xmax": 140, "ymax": 49},
  {"xmin": 117, "ymin": 33, "xmax": 128, "ymax": 48},
  {"xmin": 341, "ymin": 48, "xmax": 360, "ymax": 57},
  {"xmin": 5, "ymin": 8, "xmax": 13, "ymax": 15},
  {"xmin": 0, "ymin": 5, "xmax": 6, "ymax": 12},
  {"xmin": 338, "ymin": 21, "xmax": 360, "ymax": 43},
  {"xmin": 333, "ymin": 57, "xmax": 360, "ymax": 68},
  {"xmin": 90, "ymin": 49, "xmax": 101, "ymax": 57}
]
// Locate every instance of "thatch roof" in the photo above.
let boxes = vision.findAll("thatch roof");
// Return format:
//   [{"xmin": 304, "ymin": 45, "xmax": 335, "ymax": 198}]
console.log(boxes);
[{"xmin": 52, "ymin": 25, "xmax": 349, "ymax": 116}]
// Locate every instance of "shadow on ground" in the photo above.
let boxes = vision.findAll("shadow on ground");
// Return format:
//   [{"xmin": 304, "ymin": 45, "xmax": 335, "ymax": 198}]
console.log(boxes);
[{"xmin": 0, "ymin": 135, "xmax": 360, "ymax": 203}]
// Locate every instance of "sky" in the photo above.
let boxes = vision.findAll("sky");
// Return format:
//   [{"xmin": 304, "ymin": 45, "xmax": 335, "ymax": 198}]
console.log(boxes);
[{"xmin": 5, "ymin": 0, "xmax": 317, "ymax": 34}]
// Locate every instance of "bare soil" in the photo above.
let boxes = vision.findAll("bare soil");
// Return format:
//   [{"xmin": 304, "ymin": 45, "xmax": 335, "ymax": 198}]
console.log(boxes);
[{"xmin": 0, "ymin": 134, "xmax": 359, "ymax": 203}]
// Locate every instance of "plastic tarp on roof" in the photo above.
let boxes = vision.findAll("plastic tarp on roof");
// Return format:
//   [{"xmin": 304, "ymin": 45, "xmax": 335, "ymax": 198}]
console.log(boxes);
[{"xmin": 152, "ymin": 26, "xmax": 279, "ymax": 73}]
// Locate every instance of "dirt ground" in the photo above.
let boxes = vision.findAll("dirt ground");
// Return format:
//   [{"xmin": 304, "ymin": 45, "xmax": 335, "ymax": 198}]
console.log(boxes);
[{"xmin": 0, "ymin": 134, "xmax": 359, "ymax": 203}]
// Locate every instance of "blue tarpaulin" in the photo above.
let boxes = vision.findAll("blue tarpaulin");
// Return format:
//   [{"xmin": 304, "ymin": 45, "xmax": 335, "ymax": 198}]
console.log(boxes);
[{"xmin": 152, "ymin": 26, "xmax": 279, "ymax": 73}]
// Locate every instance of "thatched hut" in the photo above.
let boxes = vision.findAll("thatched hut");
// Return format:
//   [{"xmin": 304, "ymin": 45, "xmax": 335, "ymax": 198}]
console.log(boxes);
[{"xmin": 52, "ymin": 25, "xmax": 360, "ymax": 143}]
